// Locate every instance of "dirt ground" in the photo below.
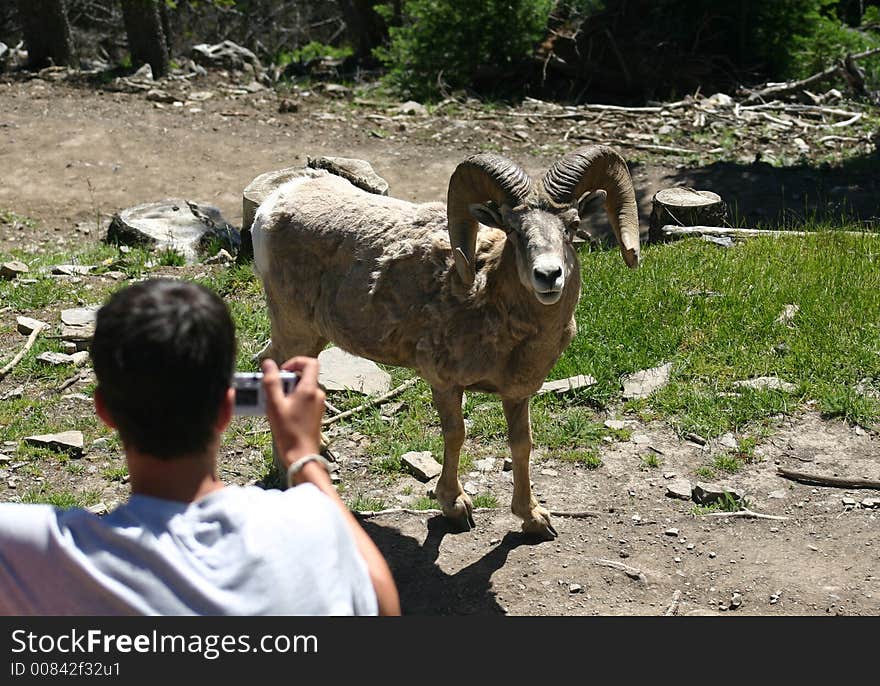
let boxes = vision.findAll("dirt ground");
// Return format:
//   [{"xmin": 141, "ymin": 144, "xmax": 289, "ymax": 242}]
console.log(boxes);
[{"xmin": 0, "ymin": 71, "xmax": 878, "ymax": 616}]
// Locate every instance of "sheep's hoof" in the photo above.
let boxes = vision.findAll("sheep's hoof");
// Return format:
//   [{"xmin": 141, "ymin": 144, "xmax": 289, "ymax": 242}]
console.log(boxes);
[
  {"xmin": 520, "ymin": 507, "xmax": 558, "ymax": 540},
  {"xmin": 442, "ymin": 495, "xmax": 475, "ymax": 532}
]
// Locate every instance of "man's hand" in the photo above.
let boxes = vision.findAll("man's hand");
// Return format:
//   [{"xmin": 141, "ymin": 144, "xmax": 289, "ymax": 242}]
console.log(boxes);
[{"xmin": 261, "ymin": 357, "xmax": 325, "ymax": 470}]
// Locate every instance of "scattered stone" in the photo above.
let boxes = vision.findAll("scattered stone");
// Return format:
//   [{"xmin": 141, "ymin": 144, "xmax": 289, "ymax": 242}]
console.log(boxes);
[
  {"xmin": 717, "ymin": 432, "xmax": 738, "ymax": 450},
  {"xmin": 23, "ymin": 431, "xmax": 84, "ymax": 458},
  {"xmin": 673, "ymin": 556, "xmax": 682, "ymax": 563},
  {"xmin": 603, "ymin": 419, "xmax": 629, "ymax": 430},
  {"xmin": 132, "ymin": 63, "xmax": 153, "ymax": 80},
  {"xmin": 630, "ymin": 433, "xmax": 651, "ymax": 445},
  {"xmin": 107, "ymin": 199, "xmax": 239, "ymax": 262},
  {"xmin": 729, "ymin": 593, "xmax": 743, "ymax": 610},
  {"xmin": 502, "ymin": 457, "xmax": 513, "ymax": 472},
  {"xmin": 0, "ymin": 385, "xmax": 24, "ymax": 401},
  {"xmin": 733, "ymin": 376, "xmax": 797, "ymax": 393},
  {"xmin": 318, "ymin": 83, "xmax": 352, "ymax": 97},
  {"xmin": 666, "ymin": 478, "xmax": 693, "ymax": 500},
  {"xmin": 16, "ymin": 316, "xmax": 48, "ymax": 335},
  {"xmin": 394, "ymin": 100, "xmax": 428, "ymax": 116},
  {"xmin": 61, "ymin": 341, "xmax": 78, "ymax": 354},
  {"xmin": 569, "ymin": 584, "xmax": 584, "ymax": 594},
  {"xmin": 61, "ymin": 307, "xmax": 99, "ymax": 327},
  {"xmin": 1, "ymin": 260, "xmax": 28, "ymax": 279},
  {"xmin": 146, "ymin": 88, "xmax": 176, "ymax": 104},
  {"xmin": 538, "ymin": 374, "xmax": 597, "ymax": 395},
  {"xmin": 770, "ymin": 592, "xmax": 781, "ymax": 605},
  {"xmin": 463, "ymin": 481, "xmax": 479, "ymax": 496},
  {"xmin": 776, "ymin": 303, "xmax": 800, "ymax": 325},
  {"xmin": 37, "ymin": 351, "xmax": 75, "ymax": 366},
  {"xmin": 52, "ymin": 264, "xmax": 92, "ymax": 276},
  {"xmin": 91, "ymin": 437, "xmax": 110, "ymax": 450},
  {"xmin": 708, "ymin": 551, "xmax": 717, "ymax": 559},
  {"xmin": 474, "ymin": 458, "xmax": 496, "ymax": 472},
  {"xmin": 861, "ymin": 497, "xmax": 880, "ymax": 509},
  {"xmin": 400, "ymin": 451, "xmax": 442, "ymax": 482},
  {"xmin": 842, "ymin": 497, "xmax": 857, "ymax": 507},
  {"xmin": 621, "ymin": 362, "xmax": 672, "ymax": 399},
  {"xmin": 317, "ymin": 347, "xmax": 392, "ymax": 395},
  {"xmin": 307, "ymin": 156, "xmax": 390, "ymax": 196},
  {"xmin": 664, "ymin": 528, "xmax": 680, "ymax": 537},
  {"xmin": 204, "ymin": 249, "xmax": 234, "ymax": 265},
  {"xmin": 685, "ymin": 432, "xmax": 707, "ymax": 445},
  {"xmin": 768, "ymin": 489, "xmax": 786, "ymax": 499},
  {"xmin": 540, "ymin": 469, "xmax": 558, "ymax": 477},
  {"xmin": 86, "ymin": 502, "xmax": 109, "ymax": 516},
  {"xmin": 692, "ymin": 482, "xmax": 744, "ymax": 506},
  {"xmin": 60, "ymin": 325, "xmax": 95, "ymax": 349},
  {"xmin": 705, "ymin": 92, "xmax": 733, "ymax": 107},
  {"xmin": 191, "ymin": 40, "xmax": 263, "ymax": 74},
  {"xmin": 0, "ymin": 453, "xmax": 11, "ymax": 463}
]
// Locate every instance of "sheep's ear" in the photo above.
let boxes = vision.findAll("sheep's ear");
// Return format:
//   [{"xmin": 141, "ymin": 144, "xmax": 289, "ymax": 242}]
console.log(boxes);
[
  {"xmin": 576, "ymin": 189, "xmax": 607, "ymax": 218},
  {"xmin": 468, "ymin": 202, "xmax": 505, "ymax": 229}
]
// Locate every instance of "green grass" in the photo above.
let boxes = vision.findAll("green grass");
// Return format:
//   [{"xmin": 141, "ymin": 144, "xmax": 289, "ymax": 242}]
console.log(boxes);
[
  {"xmin": 20, "ymin": 487, "xmax": 101, "ymax": 508},
  {"xmin": 411, "ymin": 495, "xmax": 437, "ymax": 510},
  {"xmin": 712, "ymin": 453, "xmax": 742, "ymax": 474},
  {"xmin": 553, "ymin": 230, "xmax": 880, "ymax": 436},
  {"xmin": 641, "ymin": 453, "xmax": 661, "ymax": 469},
  {"xmin": 348, "ymin": 494, "xmax": 387, "ymax": 512},
  {"xmin": 101, "ymin": 465, "xmax": 128, "ymax": 482},
  {"xmin": 691, "ymin": 491, "xmax": 749, "ymax": 515},
  {"xmin": 554, "ymin": 449, "xmax": 602, "ymax": 469},
  {"xmin": 472, "ymin": 493, "xmax": 498, "ymax": 508}
]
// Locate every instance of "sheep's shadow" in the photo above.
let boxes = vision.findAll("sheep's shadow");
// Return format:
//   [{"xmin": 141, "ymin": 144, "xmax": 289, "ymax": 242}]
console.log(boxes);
[{"xmin": 359, "ymin": 516, "xmax": 543, "ymax": 615}]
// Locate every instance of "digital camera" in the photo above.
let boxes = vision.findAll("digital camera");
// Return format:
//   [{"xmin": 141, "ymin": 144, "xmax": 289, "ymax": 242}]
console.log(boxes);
[{"xmin": 232, "ymin": 371, "xmax": 299, "ymax": 416}]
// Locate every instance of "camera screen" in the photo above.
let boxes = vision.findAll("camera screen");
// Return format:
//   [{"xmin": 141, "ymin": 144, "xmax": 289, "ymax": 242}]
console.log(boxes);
[{"xmin": 235, "ymin": 388, "xmax": 259, "ymax": 406}]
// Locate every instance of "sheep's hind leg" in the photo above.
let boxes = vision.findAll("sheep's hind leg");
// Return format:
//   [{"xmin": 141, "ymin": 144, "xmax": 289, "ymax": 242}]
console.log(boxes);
[
  {"xmin": 431, "ymin": 385, "xmax": 474, "ymax": 530},
  {"xmin": 502, "ymin": 397, "xmax": 557, "ymax": 540}
]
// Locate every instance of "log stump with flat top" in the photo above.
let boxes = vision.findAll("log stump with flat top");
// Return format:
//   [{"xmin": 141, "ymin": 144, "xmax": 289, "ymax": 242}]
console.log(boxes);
[{"xmin": 649, "ymin": 188, "xmax": 728, "ymax": 243}]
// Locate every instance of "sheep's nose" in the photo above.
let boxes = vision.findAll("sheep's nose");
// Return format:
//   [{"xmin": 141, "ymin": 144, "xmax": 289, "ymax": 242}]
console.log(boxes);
[{"xmin": 533, "ymin": 264, "xmax": 562, "ymax": 288}]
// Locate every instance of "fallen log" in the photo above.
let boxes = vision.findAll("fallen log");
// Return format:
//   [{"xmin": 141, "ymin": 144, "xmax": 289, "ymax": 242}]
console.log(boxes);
[
  {"xmin": 777, "ymin": 467, "xmax": 880, "ymax": 490},
  {"xmin": 649, "ymin": 189, "xmax": 727, "ymax": 243},
  {"xmin": 0, "ymin": 322, "xmax": 47, "ymax": 380},
  {"xmin": 659, "ymin": 226, "xmax": 880, "ymax": 240}
]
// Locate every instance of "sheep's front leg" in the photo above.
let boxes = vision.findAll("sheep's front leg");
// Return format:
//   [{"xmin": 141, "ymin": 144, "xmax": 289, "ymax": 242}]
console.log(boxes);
[
  {"xmin": 502, "ymin": 397, "xmax": 558, "ymax": 539},
  {"xmin": 431, "ymin": 385, "xmax": 475, "ymax": 530}
]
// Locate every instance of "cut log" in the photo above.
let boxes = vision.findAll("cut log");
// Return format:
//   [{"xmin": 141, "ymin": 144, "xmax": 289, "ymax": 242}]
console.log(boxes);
[
  {"xmin": 649, "ymin": 188, "xmax": 727, "ymax": 243},
  {"xmin": 107, "ymin": 199, "xmax": 239, "ymax": 263}
]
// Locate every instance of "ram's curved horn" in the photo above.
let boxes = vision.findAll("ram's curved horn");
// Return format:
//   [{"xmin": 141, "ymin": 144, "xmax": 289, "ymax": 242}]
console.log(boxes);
[
  {"xmin": 447, "ymin": 154, "xmax": 533, "ymax": 285},
  {"xmin": 542, "ymin": 145, "xmax": 640, "ymax": 268}
]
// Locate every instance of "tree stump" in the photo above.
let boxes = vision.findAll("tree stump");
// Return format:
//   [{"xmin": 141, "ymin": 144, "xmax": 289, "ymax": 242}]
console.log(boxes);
[
  {"xmin": 107, "ymin": 199, "xmax": 239, "ymax": 263},
  {"xmin": 649, "ymin": 188, "xmax": 727, "ymax": 243}
]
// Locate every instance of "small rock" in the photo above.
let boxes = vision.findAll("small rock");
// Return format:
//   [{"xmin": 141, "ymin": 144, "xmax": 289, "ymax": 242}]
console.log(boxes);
[
  {"xmin": 663, "ymin": 471, "xmax": 676, "ymax": 479},
  {"xmin": 621, "ymin": 362, "xmax": 672, "ymax": 399},
  {"xmin": 604, "ymin": 419, "xmax": 629, "ymax": 430},
  {"xmin": 0, "ymin": 453, "xmax": 11, "ymax": 463},
  {"xmin": 474, "ymin": 458, "xmax": 496, "ymax": 472},
  {"xmin": 317, "ymin": 347, "xmax": 391, "ymax": 395},
  {"xmin": 793, "ymin": 138, "xmax": 810, "ymax": 154},
  {"xmin": 463, "ymin": 481, "xmax": 479, "ymax": 496},
  {"xmin": 717, "ymin": 432, "xmax": 738, "ymax": 450},
  {"xmin": 538, "ymin": 374, "xmax": 596, "ymax": 395},
  {"xmin": 664, "ymin": 528, "xmax": 680, "ymax": 537},
  {"xmin": 400, "ymin": 451, "xmax": 442, "ymax": 482},
  {"xmin": 16, "ymin": 316, "xmax": 48, "ymax": 335},
  {"xmin": 733, "ymin": 376, "xmax": 797, "ymax": 393},
  {"xmin": 673, "ymin": 556, "xmax": 682, "ymax": 563},
  {"xmin": 685, "ymin": 432, "xmax": 707, "ymax": 445},
  {"xmin": 540, "ymin": 469, "xmax": 558, "ymax": 477},
  {"xmin": 204, "ymin": 249, "xmax": 234, "ymax": 265},
  {"xmin": 842, "ymin": 497, "xmax": 857, "ymax": 507},
  {"xmin": 91, "ymin": 437, "xmax": 110, "ymax": 450},
  {"xmin": 729, "ymin": 592, "xmax": 743, "ymax": 610},
  {"xmin": 86, "ymin": 502, "xmax": 109, "ymax": 516},
  {"xmin": 61, "ymin": 341, "xmax": 78, "ymax": 354},
  {"xmin": 23, "ymin": 431, "xmax": 84, "ymax": 458},
  {"xmin": 1, "ymin": 260, "xmax": 29, "ymax": 279},
  {"xmin": 861, "ymin": 497, "xmax": 879, "ymax": 508},
  {"xmin": 692, "ymin": 482, "xmax": 744, "ymax": 506},
  {"xmin": 60, "ymin": 307, "xmax": 99, "ymax": 327},
  {"xmin": 569, "ymin": 584, "xmax": 584, "ymax": 594},
  {"xmin": 708, "ymin": 551, "xmax": 717, "ymax": 559},
  {"xmin": 776, "ymin": 303, "xmax": 800, "ymax": 325},
  {"xmin": 631, "ymin": 433, "xmax": 651, "ymax": 445},
  {"xmin": 768, "ymin": 489, "xmax": 786, "ymax": 499},
  {"xmin": 502, "ymin": 457, "xmax": 513, "ymax": 472},
  {"xmin": 394, "ymin": 100, "xmax": 428, "ymax": 116},
  {"xmin": 0, "ymin": 385, "xmax": 24, "ymax": 401},
  {"xmin": 666, "ymin": 478, "xmax": 693, "ymax": 500},
  {"xmin": 37, "ymin": 351, "xmax": 77, "ymax": 366},
  {"xmin": 52, "ymin": 264, "xmax": 92, "ymax": 276}
]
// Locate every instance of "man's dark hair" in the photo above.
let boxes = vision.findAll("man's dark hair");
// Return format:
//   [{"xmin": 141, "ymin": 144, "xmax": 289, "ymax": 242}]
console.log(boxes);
[{"xmin": 91, "ymin": 279, "xmax": 236, "ymax": 459}]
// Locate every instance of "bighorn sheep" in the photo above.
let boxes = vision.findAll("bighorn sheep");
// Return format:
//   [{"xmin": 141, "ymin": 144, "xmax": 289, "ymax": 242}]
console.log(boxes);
[{"xmin": 251, "ymin": 146, "xmax": 639, "ymax": 538}]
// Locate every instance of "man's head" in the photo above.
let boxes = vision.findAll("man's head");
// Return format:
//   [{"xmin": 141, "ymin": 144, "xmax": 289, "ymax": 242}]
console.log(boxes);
[{"xmin": 91, "ymin": 279, "xmax": 236, "ymax": 459}]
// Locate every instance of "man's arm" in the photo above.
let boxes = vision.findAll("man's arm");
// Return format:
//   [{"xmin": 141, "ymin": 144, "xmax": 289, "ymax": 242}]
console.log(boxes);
[{"xmin": 262, "ymin": 357, "xmax": 401, "ymax": 616}]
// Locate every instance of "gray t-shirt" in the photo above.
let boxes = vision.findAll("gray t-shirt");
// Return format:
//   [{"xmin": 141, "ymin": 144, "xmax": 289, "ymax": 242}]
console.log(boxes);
[{"xmin": 0, "ymin": 484, "xmax": 377, "ymax": 615}]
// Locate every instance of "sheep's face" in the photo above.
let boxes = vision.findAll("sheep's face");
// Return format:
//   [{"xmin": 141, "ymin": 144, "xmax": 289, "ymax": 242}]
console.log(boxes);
[{"xmin": 469, "ymin": 203, "xmax": 580, "ymax": 305}]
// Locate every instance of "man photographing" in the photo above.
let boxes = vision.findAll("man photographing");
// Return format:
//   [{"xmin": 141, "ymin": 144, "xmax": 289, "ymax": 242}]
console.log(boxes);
[{"xmin": 0, "ymin": 278, "xmax": 400, "ymax": 616}]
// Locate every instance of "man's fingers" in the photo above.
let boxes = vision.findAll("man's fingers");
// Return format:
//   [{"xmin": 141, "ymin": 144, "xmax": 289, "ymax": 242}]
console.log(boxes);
[
  {"xmin": 280, "ymin": 356, "xmax": 320, "ymax": 390},
  {"xmin": 261, "ymin": 359, "xmax": 286, "ymax": 407}
]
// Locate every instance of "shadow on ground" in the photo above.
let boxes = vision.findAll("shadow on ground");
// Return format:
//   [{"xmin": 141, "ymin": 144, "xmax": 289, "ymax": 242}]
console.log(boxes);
[{"xmin": 360, "ymin": 517, "xmax": 543, "ymax": 615}]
